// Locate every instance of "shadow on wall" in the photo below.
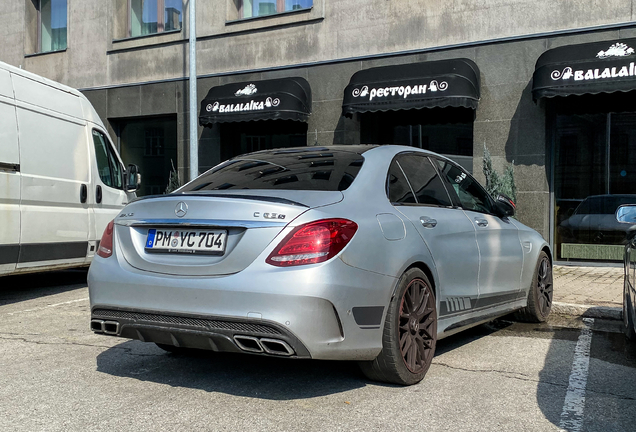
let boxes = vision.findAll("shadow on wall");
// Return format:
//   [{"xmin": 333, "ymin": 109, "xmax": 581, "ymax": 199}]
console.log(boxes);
[
  {"xmin": 198, "ymin": 125, "xmax": 221, "ymax": 174},
  {"xmin": 503, "ymin": 81, "xmax": 548, "ymax": 170}
]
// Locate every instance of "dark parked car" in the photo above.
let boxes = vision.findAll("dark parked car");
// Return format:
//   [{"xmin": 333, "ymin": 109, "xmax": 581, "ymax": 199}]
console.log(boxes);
[
  {"xmin": 615, "ymin": 204, "xmax": 636, "ymax": 340},
  {"xmin": 559, "ymin": 195, "xmax": 636, "ymax": 245}
]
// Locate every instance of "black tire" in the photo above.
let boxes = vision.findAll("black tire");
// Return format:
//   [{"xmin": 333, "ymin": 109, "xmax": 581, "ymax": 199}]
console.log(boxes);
[
  {"xmin": 623, "ymin": 283, "xmax": 636, "ymax": 341},
  {"xmin": 359, "ymin": 268, "xmax": 437, "ymax": 385},
  {"xmin": 515, "ymin": 251, "xmax": 553, "ymax": 323}
]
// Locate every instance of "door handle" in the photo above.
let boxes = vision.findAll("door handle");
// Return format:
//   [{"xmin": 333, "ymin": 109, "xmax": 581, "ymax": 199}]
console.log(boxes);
[
  {"xmin": 475, "ymin": 218, "xmax": 488, "ymax": 227},
  {"xmin": 420, "ymin": 216, "xmax": 437, "ymax": 228},
  {"xmin": 80, "ymin": 184, "xmax": 87, "ymax": 204},
  {"xmin": 96, "ymin": 185, "xmax": 102, "ymax": 204}
]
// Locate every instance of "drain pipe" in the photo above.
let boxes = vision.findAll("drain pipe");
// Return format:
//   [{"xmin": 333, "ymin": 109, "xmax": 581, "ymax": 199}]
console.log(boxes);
[{"xmin": 189, "ymin": 0, "xmax": 198, "ymax": 182}]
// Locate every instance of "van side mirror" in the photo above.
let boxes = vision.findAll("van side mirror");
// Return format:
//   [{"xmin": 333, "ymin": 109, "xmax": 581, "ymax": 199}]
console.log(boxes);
[
  {"xmin": 125, "ymin": 164, "xmax": 141, "ymax": 192},
  {"xmin": 494, "ymin": 194, "xmax": 516, "ymax": 218},
  {"xmin": 616, "ymin": 204, "xmax": 636, "ymax": 224}
]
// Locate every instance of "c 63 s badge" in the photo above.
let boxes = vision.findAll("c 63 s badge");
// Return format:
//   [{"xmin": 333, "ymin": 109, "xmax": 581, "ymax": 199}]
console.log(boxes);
[{"xmin": 254, "ymin": 212, "xmax": 286, "ymax": 220}]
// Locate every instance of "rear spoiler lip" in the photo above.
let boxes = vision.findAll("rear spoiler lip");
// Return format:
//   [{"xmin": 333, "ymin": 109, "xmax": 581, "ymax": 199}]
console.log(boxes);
[{"xmin": 130, "ymin": 193, "xmax": 310, "ymax": 208}]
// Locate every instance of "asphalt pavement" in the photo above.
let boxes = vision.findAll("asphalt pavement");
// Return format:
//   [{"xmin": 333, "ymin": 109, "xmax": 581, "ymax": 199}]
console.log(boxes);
[{"xmin": 1, "ymin": 269, "xmax": 635, "ymax": 431}]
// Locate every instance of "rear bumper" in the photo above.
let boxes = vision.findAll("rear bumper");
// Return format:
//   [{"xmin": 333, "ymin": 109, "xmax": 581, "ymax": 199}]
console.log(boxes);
[
  {"xmin": 88, "ymin": 250, "xmax": 397, "ymax": 361},
  {"xmin": 90, "ymin": 307, "xmax": 311, "ymax": 358}
]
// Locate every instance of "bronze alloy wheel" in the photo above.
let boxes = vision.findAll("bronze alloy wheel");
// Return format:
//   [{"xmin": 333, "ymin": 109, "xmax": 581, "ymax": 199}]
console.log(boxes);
[
  {"xmin": 398, "ymin": 278, "xmax": 437, "ymax": 374},
  {"xmin": 359, "ymin": 268, "xmax": 437, "ymax": 385},
  {"xmin": 536, "ymin": 256, "xmax": 553, "ymax": 318}
]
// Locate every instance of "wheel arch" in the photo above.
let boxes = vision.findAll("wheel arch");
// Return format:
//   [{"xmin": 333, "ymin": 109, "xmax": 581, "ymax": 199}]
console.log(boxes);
[
  {"xmin": 541, "ymin": 245, "xmax": 553, "ymax": 264},
  {"xmin": 399, "ymin": 261, "xmax": 437, "ymax": 301}
]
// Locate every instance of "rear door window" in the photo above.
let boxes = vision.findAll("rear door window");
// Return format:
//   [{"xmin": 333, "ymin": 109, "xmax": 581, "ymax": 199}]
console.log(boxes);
[
  {"xmin": 387, "ymin": 159, "xmax": 416, "ymax": 204},
  {"xmin": 181, "ymin": 148, "xmax": 365, "ymax": 192},
  {"xmin": 93, "ymin": 130, "xmax": 123, "ymax": 190},
  {"xmin": 391, "ymin": 153, "xmax": 452, "ymax": 207},
  {"xmin": 434, "ymin": 158, "xmax": 494, "ymax": 214}
]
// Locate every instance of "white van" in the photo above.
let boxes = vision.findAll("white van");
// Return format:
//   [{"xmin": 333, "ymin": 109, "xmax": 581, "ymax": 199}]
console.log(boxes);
[{"xmin": 0, "ymin": 61, "xmax": 139, "ymax": 277}]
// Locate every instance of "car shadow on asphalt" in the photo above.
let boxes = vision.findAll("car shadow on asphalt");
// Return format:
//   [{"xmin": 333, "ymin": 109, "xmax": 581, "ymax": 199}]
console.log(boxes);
[
  {"xmin": 0, "ymin": 268, "xmax": 88, "ymax": 306},
  {"xmin": 95, "ymin": 321, "xmax": 510, "ymax": 399},
  {"xmin": 434, "ymin": 319, "xmax": 515, "ymax": 356},
  {"xmin": 96, "ymin": 339, "xmax": 370, "ymax": 399},
  {"xmin": 535, "ymin": 318, "xmax": 636, "ymax": 431}
]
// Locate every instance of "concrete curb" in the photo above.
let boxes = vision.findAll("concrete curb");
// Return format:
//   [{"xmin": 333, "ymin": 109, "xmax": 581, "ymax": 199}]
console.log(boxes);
[{"xmin": 552, "ymin": 301, "xmax": 622, "ymax": 320}]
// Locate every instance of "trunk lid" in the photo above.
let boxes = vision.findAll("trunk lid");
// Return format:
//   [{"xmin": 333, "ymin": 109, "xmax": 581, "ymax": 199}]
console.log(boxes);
[{"xmin": 114, "ymin": 191, "xmax": 343, "ymax": 276}]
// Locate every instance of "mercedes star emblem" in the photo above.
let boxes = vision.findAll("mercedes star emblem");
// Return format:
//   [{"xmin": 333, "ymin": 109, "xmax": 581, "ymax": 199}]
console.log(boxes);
[{"xmin": 175, "ymin": 202, "xmax": 188, "ymax": 218}]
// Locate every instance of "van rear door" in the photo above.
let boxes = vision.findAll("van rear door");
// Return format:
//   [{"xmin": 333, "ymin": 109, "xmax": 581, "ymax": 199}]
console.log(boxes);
[
  {"xmin": 12, "ymin": 73, "xmax": 91, "ymax": 270},
  {"xmin": 0, "ymin": 68, "xmax": 20, "ymax": 275}
]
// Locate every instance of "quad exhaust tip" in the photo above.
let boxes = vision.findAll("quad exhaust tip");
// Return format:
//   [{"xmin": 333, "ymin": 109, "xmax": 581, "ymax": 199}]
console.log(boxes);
[
  {"xmin": 91, "ymin": 319, "xmax": 120, "ymax": 335},
  {"xmin": 233, "ymin": 335, "xmax": 295, "ymax": 356}
]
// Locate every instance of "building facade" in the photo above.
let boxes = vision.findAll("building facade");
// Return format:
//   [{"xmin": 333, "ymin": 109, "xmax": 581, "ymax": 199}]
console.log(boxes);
[{"xmin": 1, "ymin": 0, "xmax": 636, "ymax": 263}]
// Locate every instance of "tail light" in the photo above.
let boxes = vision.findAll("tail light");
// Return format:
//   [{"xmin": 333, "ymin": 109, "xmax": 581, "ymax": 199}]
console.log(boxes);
[
  {"xmin": 266, "ymin": 219, "xmax": 358, "ymax": 267},
  {"xmin": 97, "ymin": 220, "xmax": 115, "ymax": 258}
]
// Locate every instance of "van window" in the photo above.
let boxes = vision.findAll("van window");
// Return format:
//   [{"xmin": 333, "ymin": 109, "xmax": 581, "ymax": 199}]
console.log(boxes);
[{"xmin": 93, "ymin": 130, "xmax": 123, "ymax": 189}]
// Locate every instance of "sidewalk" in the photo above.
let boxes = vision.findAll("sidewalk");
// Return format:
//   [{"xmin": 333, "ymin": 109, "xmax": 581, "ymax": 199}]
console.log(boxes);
[{"xmin": 552, "ymin": 265, "xmax": 623, "ymax": 320}]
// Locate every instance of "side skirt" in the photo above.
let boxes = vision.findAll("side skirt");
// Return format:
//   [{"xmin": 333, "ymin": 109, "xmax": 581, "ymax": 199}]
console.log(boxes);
[{"xmin": 437, "ymin": 299, "xmax": 526, "ymax": 340}]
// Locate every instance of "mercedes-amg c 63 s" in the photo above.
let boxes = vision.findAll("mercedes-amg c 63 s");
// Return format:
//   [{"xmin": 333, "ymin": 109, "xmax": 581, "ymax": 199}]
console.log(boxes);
[{"xmin": 88, "ymin": 145, "xmax": 552, "ymax": 385}]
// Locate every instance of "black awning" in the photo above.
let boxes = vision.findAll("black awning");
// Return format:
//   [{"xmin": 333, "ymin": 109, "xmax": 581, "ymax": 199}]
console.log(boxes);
[
  {"xmin": 533, "ymin": 38, "xmax": 636, "ymax": 100},
  {"xmin": 199, "ymin": 77, "xmax": 311, "ymax": 126},
  {"xmin": 342, "ymin": 58, "xmax": 480, "ymax": 117}
]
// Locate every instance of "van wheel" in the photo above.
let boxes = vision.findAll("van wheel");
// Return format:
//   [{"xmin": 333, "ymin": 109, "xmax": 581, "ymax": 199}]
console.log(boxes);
[
  {"xmin": 359, "ymin": 268, "xmax": 437, "ymax": 385},
  {"xmin": 515, "ymin": 251, "xmax": 553, "ymax": 323}
]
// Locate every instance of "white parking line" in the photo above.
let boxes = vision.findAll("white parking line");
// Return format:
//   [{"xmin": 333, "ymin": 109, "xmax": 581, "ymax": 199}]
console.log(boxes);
[
  {"xmin": 559, "ymin": 317, "xmax": 594, "ymax": 432},
  {"xmin": 6, "ymin": 297, "xmax": 89, "ymax": 316}
]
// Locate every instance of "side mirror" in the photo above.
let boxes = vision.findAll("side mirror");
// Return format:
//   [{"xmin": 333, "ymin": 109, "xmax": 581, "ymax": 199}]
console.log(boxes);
[
  {"xmin": 616, "ymin": 204, "xmax": 636, "ymax": 224},
  {"xmin": 125, "ymin": 164, "xmax": 141, "ymax": 192},
  {"xmin": 494, "ymin": 194, "xmax": 516, "ymax": 218}
]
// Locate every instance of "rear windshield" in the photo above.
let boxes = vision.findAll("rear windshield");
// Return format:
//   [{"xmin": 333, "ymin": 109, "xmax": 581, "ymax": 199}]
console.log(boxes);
[{"xmin": 180, "ymin": 148, "xmax": 365, "ymax": 192}]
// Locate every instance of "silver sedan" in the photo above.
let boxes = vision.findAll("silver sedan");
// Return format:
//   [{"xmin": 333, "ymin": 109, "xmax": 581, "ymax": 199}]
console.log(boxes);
[{"xmin": 88, "ymin": 145, "xmax": 552, "ymax": 385}]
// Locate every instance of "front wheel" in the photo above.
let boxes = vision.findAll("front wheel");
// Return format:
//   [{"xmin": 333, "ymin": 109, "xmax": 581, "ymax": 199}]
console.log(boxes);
[
  {"xmin": 515, "ymin": 251, "xmax": 553, "ymax": 322},
  {"xmin": 359, "ymin": 268, "xmax": 437, "ymax": 385}
]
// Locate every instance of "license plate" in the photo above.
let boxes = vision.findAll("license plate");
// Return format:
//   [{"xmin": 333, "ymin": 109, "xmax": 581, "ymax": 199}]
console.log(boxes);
[{"xmin": 145, "ymin": 229, "xmax": 227, "ymax": 255}]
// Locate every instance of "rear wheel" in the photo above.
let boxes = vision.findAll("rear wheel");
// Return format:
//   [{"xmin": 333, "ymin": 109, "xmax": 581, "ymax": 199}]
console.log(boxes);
[
  {"xmin": 359, "ymin": 268, "xmax": 437, "ymax": 385},
  {"xmin": 623, "ymin": 283, "xmax": 636, "ymax": 340},
  {"xmin": 515, "ymin": 251, "xmax": 553, "ymax": 323}
]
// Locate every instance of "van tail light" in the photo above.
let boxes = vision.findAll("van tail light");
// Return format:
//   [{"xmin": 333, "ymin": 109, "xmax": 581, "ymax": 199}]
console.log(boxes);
[
  {"xmin": 97, "ymin": 220, "xmax": 115, "ymax": 258},
  {"xmin": 266, "ymin": 219, "xmax": 358, "ymax": 267}
]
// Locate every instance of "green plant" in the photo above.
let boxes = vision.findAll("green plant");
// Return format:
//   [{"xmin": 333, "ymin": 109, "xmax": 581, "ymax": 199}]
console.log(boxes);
[
  {"xmin": 482, "ymin": 145, "xmax": 517, "ymax": 203},
  {"xmin": 165, "ymin": 160, "xmax": 181, "ymax": 194}
]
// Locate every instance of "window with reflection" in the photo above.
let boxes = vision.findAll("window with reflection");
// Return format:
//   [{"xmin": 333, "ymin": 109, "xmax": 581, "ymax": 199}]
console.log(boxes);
[
  {"xmin": 38, "ymin": 0, "xmax": 67, "ymax": 52},
  {"xmin": 92, "ymin": 130, "xmax": 123, "ymax": 190},
  {"xmin": 130, "ymin": 0, "xmax": 182, "ymax": 37},
  {"xmin": 552, "ymin": 93, "xmax": 636, "ymax": 262},
  {"xmin": 240, "ymin": 0, "xmax": 312, "ymax": 19}
]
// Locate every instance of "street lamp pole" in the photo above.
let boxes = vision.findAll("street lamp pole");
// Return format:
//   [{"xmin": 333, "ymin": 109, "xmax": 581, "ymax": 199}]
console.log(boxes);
[{"xmin": 189, "ymin": 0, "xmax": 198, "ymax": 182}]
